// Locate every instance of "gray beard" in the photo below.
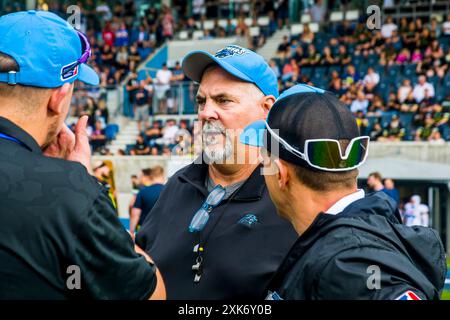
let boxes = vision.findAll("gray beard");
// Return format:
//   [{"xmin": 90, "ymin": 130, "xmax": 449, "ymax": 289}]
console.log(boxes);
[{"xmin": 203, "ymin": 133, "xmax": 233, "ymax": 163}]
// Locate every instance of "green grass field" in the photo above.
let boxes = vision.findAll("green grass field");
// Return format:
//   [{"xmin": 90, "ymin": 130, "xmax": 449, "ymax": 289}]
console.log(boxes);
[{"xmin": 442, "ymin": 259, "xmax": 450, "ymax": 300}]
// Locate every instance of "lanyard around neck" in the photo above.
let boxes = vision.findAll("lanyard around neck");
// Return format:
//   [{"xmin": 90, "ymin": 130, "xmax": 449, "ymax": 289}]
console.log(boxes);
[{"xmin": 0, "ymin": 132, "xmax": 29, "ymax": 150}]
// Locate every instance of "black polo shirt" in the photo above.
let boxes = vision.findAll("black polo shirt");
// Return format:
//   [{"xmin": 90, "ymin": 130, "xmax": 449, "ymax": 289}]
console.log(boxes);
[
  {"xmin": 0, "ymin": 116, "xmax": 156, "ymax": 299},
  {"xmin": 136, "ymin": 159, "xmax": 297, "ymax": 299}
]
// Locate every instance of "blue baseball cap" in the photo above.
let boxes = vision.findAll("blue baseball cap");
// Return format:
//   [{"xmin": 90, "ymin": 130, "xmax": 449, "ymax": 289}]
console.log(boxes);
[
  {"xmin": 0, "ymin": 10, "xmax": 99, "ymax": 88},
  {"xmin": 182, "ymin": 45, "xmax": 279, "ymax": 98}
]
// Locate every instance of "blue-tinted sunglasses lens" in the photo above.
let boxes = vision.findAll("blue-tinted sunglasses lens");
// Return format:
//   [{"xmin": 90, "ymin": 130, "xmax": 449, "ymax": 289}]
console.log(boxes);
[
  {"xmin": 188, "ymin": 208, "xmax": 210, "ymax": 233},
  {"xmin": 206, "ymin": 185, "xmax": 226, "ymax": 206}
]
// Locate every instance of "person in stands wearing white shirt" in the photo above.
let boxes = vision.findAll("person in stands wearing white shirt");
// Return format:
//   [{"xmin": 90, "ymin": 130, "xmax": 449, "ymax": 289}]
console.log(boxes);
[
  {"xmin": 155, "ymin": 63, "xmax": 173, "ymax": 114},
  {"xmin": 404, "ymin": 195, "xmax": 429, "ymax": 227},
  {"xmin": 350, "ymin": 91, "xmax": 369, "ymax": 114},
  {"xmin": 381, "ymin": 16, "xmax": 397, "ymax": 39},
  {"xmin": 156, "ymin": 119, "xmax": 179, "ymax": 148},
  {"xmin": 397, "ymin": 79, "xmax": 413, "ymax": 103},
  {"xmin": 442, "ymin": 13, "xmax": 450, "ymax": 37},
  {"xmin": 412, "ymin": 75, "xmax": 435, "ymax": 103},
  {"xmin": 363, "ymin": 67, "xmax": 380, "ymax": 92}
]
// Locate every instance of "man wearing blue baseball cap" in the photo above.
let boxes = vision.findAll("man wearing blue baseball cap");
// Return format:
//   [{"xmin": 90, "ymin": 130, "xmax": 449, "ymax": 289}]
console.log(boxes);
[
  {"xmin": 0, "ymin": 11, "xmax": 165, "ymax": 299},
  {"xmin": 136, "ymin": 45, "xmax": 297, "ymax": 299},
  {"xmin": 241, "ymin": 84, "xmax": 446, "ymax": 300}
]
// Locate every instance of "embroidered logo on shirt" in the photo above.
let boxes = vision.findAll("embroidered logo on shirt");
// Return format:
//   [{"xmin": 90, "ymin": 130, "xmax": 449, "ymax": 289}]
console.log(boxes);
[
  {"xmin": 238, "ymin": 213, "xmax": 258, "ymax": 227},
  {"xmin": 395, "ymin": 290, "xmax": 422, "ymax": 300},
  {"xmin": 266, "ymin": 291, "xmax": 283, "ymax": 300}
]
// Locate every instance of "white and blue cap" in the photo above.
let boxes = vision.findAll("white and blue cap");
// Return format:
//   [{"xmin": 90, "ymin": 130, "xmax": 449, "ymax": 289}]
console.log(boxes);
[
  {"xmin": 182, "ymin": 45, "xmax": 279, "ymax": 98},
  {"xmin": 0, "ymin": 10, "xmax": 99, "ymax": 88}
]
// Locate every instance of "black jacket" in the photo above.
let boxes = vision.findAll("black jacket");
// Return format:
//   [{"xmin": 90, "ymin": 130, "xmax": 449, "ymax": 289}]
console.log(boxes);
[
  {"xmin": 136, "ymin": 160, "xmax": 297, "ymax": 299},
  {"xmin": 267, "ymin": 192, "xmax": 446, "ymax": 300},
  {"xmin": 0, "ymin": 117, "xmax": 155, "ymax": 299}
]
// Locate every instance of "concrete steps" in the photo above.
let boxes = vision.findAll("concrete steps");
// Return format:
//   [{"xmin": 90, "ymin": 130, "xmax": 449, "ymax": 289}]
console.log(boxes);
[{"xmin": 257, "ymin": 28, "xmax": 290, "ymax": 61}]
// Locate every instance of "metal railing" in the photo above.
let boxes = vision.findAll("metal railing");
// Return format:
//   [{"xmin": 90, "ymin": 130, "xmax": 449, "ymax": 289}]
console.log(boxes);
[{"xmin": 123, "ymin": 81, "xmax": 199, "ymax": 117}]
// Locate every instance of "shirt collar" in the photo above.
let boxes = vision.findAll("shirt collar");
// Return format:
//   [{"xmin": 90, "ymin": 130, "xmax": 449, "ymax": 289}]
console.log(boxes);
[
  {"xmin": 0, "ymin": 116, "xmax": 43, "ymax": 154},
  {"xmin": 325, "ymin": 189, "xmax": 365, "ymax": 215},
  {"xmin": 179, "ymin": 155, "xmax": 266, "ymax": 201}
]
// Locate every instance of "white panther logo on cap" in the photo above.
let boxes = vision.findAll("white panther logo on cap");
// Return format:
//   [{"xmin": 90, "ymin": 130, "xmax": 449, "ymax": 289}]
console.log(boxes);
[{"xmin": 214, "ymin": 45, "xmax": 248, "ymax": 59}]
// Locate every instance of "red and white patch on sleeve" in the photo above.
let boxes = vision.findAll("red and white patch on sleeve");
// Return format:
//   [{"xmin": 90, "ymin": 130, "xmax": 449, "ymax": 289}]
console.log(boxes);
[{"xmin": 395, "ymin": 290, "xmax": 422, "ymax": 300}]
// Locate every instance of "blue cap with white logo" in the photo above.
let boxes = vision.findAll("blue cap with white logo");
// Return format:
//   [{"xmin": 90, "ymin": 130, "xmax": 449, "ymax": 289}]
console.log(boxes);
[
  {"xmin": 0, "ymin": 10, "xmax": 99, "ymax": 88},
  {"xmin": 182, "ymin": 45, "xmax": 279, "ymax": 98}
]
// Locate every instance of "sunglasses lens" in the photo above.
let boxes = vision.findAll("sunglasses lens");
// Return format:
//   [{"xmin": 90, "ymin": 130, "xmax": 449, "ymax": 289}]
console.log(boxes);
[
  {"xmin": 77, "ymin": 31, "xmax": 91, "ymax": 64},
  {"xmin": 206, "ymin": 185, "xmax": 226, "ymax": 206},
  {"xmin": 188, "ymin": 208, "xmax": 210, "ymax": 233},
  {"xmin": 306, "ymin": 137, "xmax": 369, "ymax": 170}
]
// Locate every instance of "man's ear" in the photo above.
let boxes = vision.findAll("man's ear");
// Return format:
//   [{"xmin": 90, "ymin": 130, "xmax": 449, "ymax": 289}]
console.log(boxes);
[
  {"xmin": 48, "ymin": 83, "xmax": 72, "ymax": 115},
  {"xmin": 274, "ymin": 158, "xmax": 289, "ymax": 190},
  {"xmin": 261, "ymin": 95, "xmax": 276, "ymax": 116}
]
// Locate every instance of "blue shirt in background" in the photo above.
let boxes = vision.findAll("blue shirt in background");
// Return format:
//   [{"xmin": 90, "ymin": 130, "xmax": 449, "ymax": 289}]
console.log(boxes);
[{"xmin": 134, "ymin": 183, "xmax": 164, "ymax": 226}]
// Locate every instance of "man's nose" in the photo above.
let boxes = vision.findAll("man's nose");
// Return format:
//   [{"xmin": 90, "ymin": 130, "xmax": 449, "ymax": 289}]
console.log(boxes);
[{"xmin": 198, "ymin": 102, "xmax": 219, "ymax": 122}]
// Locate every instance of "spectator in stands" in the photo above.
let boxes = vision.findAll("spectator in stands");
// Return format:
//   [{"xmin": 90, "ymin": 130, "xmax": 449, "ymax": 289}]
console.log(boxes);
[
  {"xmin": 156, "ymin": 119, "xmax": 179, "ymax": 149},
  {"xmin": 192, "ymin": 0, "xmax": 205, "ymax": 20},
  {"xmin": 130, "ymin": 135, "xmax": 150, "ymax": 155},
  {"xmin": 362, "ymin": 67, "xmax": 380, "ymax": 92},
  {"xmin": 130, "ymin": 167, "xmax": 165, "ymax": 238},
  {"xmin": 169, "ymin": 61, "xmax": 186, "ymax": 115},
  {"xmin": 413, "ymin": 75, "xmax": 435, "ymax": 103},
  {"xmin": 443, "ymin": 13, "xmax": 450, "ymax": 37},
  {"xmin": 300, "ymin": 24, "xmax": 315, "ymax": 44},
  {"xmin": 145, "ymin": 121, "xmax": 162, "ymax": 148},
  {"xmin": 172, "ymin": 121, "xmax": 192, "ymax": 156},
  {"xmin": 161, "ymin": 5, "xmax": 175, "ymax": 41},
  {"xmin": 425, "ymin": 39, "xmax": 444, "ymax": 61},
  {"xmin": 368, "ymin": 172, "xmax": 403, "ymax": 203},
  {"xmin": 320, "ymin": 46, "xmax": 336, "ymax": 66},
  {"xmin": 89, "ymin": 120, "xmax": 108, "ymax": 153},
  {"xmin": 411, "ymin": 48, "xmax": 423, "ymax": 63},
  {"xmin": 367, "ymin": 172, "xmax": 384, "ymax": 192},
  {"xmin": 379, "ymin": 115, "xmax": 405, "ymax": 141},
  {"xmin": 397, "ymin": 79, "xmax": 413, "ymax": 104},
  {"xmin": 115, "ymin": 46, "xmax": 129, "ymax": 74},
  {"xmin": 134, "ymin": 81, "xmax": 151, "ymax": 133},
  {"xmin": 418, "ymin": 27, "xmax": 435, "ymax": 52},
  {"xmin": 336, "ymin": 45, "xmax": 351, "ymax": 65},
  {"xmin": 381, "ymin": 16, "xmax": 397, "ymax": 39},
  {"xmin": 350, "ymin": 91, "xmax": 369, "ymax": 114},
  {"xmin": 292, "ymin": 45, "xmax": 303, "ymax": 65},
  {"xmin": 269, "ymin": 59, "xmax": 281, "ymax": 78},
  {"xmin": 115, "ymin": 21, "xmax": 129, "ymax": 47},
  {"xmin": 395, "ymin": 48, "xmax": 410, "ymax": 64},
  {"xmin": 415, "ymin": 113, "xmax": 436, "ymax": 141},
  {"xmin": 428, "ymin": 128, "xmax": 445, "ymax": 144},
  {"xmin": 310, "ymin": 0, "xmax": 326, "ymax": 23},
  {"xmin": 300, "ymin": 44, "xmax": 321, "ymax": 67},
  {"xmin": 102, "ymin": 21, "xmax": 115, "ymax": 47},
  {"xmin": 369, "ymin": 121, "xmax": 384, "ymax": 141},
  {"xmin": 126, "ymin": 71, "xmax": 139, "ymax": 113},
  {"xmin": 128, "ymin": 44, "xmax": 142, "ymax": 70},
  {"xmin": 343, "ymin": 64, "xmax": 360, "ymax": 88},
  {"xmin": 383, "ymin": 178, "xmax": 400, "ymax": 205},
  {"xmin": 404, "ymin": 195, "xmax": 429, "ymax": 227},
  {"xmin": 274, "ymin": 0, "xmax": 289, "ymax": 29},
  {"xmin": 155, "ymin": 63, "xmax": 172, "ymax": 114},
  {"xmin": 277, "ymin": 35, "xmax": 290, "ymax": 60}
]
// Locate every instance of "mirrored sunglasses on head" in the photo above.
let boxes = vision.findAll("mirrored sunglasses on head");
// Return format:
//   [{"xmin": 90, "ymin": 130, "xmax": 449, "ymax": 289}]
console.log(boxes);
[{"xmin": 265, "ymin": 122, "xmax": 370, "ymax": 172}]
